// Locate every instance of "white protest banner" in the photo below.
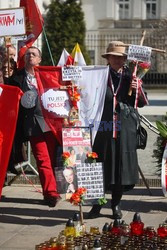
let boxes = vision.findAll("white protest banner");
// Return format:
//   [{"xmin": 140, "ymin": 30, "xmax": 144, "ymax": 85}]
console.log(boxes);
[
  {"xmin": 62, "ymin": 66, "xmax": 83, "ymax": 81},
  {"xmin": 41, "ymin": 89, "xmax": 71, "ymax": 118},
  {"xmin": 78, "ymin": 66, "xmax": 109, "ymax": 144},
  {"xmin": 128, "ymin": 45, "xmax": 152, "ymax": 62},
  {"xmin": 0, "ymin": 8, "xmax": 25, "ymax": 37}
]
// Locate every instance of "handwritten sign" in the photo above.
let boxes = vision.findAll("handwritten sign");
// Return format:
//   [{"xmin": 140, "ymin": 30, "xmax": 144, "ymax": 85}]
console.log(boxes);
[
  {"xmin": 0, "ymin": 8, "xmax": 25, "ymax": 37},
  {"xmin": 128, "ymin": 45, "xmax": 152, "ymax": 62},
  {"xmin": 41, "ymin": 89, "xmax": 71, "ymax": 117},
  {"xmin": 62, "ymin": 66, "xmax": 83, "ymax": 81},
  {"xmin": 76, "ymin": 163, "xmax": 104, "ymax": 200}
]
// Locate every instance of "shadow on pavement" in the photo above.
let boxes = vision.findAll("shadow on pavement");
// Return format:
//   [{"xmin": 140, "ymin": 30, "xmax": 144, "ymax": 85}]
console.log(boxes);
[{"xmin": 124, "ymin": 188, "xmax": 164, "ymax": 196}]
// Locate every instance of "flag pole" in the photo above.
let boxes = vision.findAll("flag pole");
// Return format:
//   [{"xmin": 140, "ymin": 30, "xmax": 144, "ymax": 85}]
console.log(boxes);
[
  {"xmin": 42, "ymin": 26, "xmax": 55, "ymax": 66},
  {"xmin": 35, "ymin": 0, "xmax": 55, "ymax": 66}
]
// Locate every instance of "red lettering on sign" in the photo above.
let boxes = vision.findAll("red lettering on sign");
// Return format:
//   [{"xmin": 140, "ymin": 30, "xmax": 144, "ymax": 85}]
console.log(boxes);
[
  {"xmin": 47, "ymin": 102, "xmax": 65, "ymax": 108},
  {"xmin": 0, "ymin": 14, "xmax": 15, "ymax": 26}
]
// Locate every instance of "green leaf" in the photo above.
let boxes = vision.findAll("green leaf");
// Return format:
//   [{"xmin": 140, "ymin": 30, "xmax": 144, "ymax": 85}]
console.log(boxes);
[
  {"xmin": 156, "ymin": 120, "xmax": 167, "ymax": 138},
  {"xmin": 98, "ymin": 197, "xmax": 107, "ymax": 206}
]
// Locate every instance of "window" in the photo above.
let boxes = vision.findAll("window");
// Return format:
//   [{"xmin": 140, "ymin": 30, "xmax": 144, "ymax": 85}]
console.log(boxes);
[
  {"xmin": 88, "ymin": 50, "xmax": 95, "ymax": 65},
  {"xmin": 9, "ymin": 0, "xmax": 13, "ymax": 8},
  {"xmin": 146, "ymin": 0, "xmax": 157, "ymax": 19},
  {"xmin": 118, "ymin": 0, "xmax": 130, "ymax": 19}
]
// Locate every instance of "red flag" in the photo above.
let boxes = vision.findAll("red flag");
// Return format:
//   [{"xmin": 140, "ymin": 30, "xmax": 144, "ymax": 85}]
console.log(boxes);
[
  {"xmin": 17, "ymin": 0, "xmax": 44, "ymax": 68},
  {"xmin": 0, "ymin": 84, "xmax": 23, "ymax": 198},
  {"xmin": 35, "ymin": 66, "xmax": 69, "ymax": 144}
]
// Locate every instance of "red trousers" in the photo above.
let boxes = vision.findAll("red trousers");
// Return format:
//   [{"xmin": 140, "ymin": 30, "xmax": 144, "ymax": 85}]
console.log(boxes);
[{"xmin": 29, "ymin": 132, "xmax": 59, "ymax": 198}]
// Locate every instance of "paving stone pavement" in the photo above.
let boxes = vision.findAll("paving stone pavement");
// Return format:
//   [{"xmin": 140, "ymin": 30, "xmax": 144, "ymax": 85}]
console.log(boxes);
[
  {"xmin": 0, "ymin": 185, "xmax": 167, "ymax": 250},
  {"xmin": 0, "ymin": 89, "xmax": 166, "ymax": 249}
]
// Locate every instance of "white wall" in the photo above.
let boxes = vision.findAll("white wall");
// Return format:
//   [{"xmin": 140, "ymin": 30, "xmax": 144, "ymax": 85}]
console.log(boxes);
[
  {"xmin": 82, "ymin": 0, "xmax": 106, "ymax": 30},
  {"xmin": 159, "ymin": 0, "xmax": 167, "ymax": 18},
  {"xmin": 0, "ymin": 0, "xmax": 46, "ymax": 13}
]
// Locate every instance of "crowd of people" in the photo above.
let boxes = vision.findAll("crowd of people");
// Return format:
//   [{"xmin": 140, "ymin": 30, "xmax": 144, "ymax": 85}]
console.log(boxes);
[{"xmin": 1, "ymin": 40, "xmax": 148, "ymax": 219}]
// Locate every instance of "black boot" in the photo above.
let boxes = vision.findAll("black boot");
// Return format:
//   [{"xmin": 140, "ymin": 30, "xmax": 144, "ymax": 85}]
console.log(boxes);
[
  {"xmin": 87, "ymin": 204, "xmax": 102, "ymax": 219},
  {"xmin": 111, "ymin": 185, "xmax": 123, "ymax": 219},
  {"xmin": 112, "ymin": 204, "xmax": 122, "ymax": 219}
]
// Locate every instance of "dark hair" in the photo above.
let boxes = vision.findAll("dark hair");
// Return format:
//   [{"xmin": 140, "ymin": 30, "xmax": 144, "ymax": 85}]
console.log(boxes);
[
  {"xmin": 0, "ymin": 45, "xmax": 6, "ymax": 57},
  {"xmin": 70, "ymin": 148, "xmax": 75, "ymax": 153},
  {"xmin": 2, "ymin": 57, "xmax": 17, "ymax": 73}
]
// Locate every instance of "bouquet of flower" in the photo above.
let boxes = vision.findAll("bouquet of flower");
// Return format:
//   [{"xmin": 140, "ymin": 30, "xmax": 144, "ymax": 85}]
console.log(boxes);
[
  {"xmin": 69, "ymin": 187, "xmax": 87, "ymax": 226},
  {"xmin": 127, "ymin": 60, "xmax": 151, "ymax": 105},
  {"xmin": 70, "ymin": 187, "xmax": 87, "ymax": 206},
  {"xmin": 61, "ymin": 151, "xmax": 70, "ymax": 167},
  {"xmin": 67, "ymin": 86, "xmax": 80, "ymax": 110},
  {"xmin": 128, "ymin": 60, "xmax": 151, "ymax": 81},
  {"xmin": 137, "ymin": 61, "xmax": 151, "ymax": 79},
  {"xmin": 86, "ymin": 152, "xmax": 98, "ymax": 163}
]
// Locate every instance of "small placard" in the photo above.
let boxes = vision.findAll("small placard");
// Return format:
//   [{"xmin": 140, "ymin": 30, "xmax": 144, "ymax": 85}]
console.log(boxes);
[
  {"xmin": 62, "ymin": 127, "xmax": 92, "ymax": 168},
  {"xmin": 76, "ymin": 162, "xmax": 104, "ymax": 200},
  {"xmin": 127, "ymin": 45, "xmax": 152, "ymax": 62},
  {"xmin": 62, "ymin": 66, "xmax": 83, "ymax": 81},
  {"xmin": 41, "ymin": 89, "xmax": 71, "ymax": 118},
  {"xmin": 0, "ymin": 8, "xmax": 26, "ymax": 37}
]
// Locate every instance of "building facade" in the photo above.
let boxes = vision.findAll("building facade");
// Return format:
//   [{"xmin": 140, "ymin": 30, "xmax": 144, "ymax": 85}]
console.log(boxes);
[
  {"xmin": 1, "ymin": 0, "xmax": 167, "ymax": 80},
  {"xmin": 82, "ymin": 0, "xmax": 167, "ymax": 77}
]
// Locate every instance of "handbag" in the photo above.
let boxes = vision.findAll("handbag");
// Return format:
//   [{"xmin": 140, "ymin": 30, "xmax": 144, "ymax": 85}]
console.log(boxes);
[
  {"xmin": 136, "ymin": 124, "xmax": 147, "ymax": 150},
  {"xmin": 118, "ymin": 102, "xmax": 148, "ymax": 150}
]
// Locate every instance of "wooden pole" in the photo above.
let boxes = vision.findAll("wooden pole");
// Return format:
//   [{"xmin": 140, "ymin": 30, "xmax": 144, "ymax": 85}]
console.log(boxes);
[
  {"xmin": 128, "ymin": 30, "xmax": 147, "ymax": 96},
  {"xmin": 4, "ymin": 36, "xmax": 12, "ymax": 77}
]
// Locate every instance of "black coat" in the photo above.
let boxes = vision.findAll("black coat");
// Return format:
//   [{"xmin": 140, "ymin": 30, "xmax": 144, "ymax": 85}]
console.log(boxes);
[
  {"xmin": 93, "ymin": 66, "xmax": 147, "ymax": 191},
  {"xmin": 9, "ymin": 69, "xmax": 49, "ymax": 139}
]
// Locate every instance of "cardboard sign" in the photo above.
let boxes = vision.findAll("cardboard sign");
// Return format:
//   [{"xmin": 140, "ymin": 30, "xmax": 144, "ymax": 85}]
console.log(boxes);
[
  {"xmin": 0, "ymin": 8, "xmax": 26, "ymax": 37},
  {"xmin": 61, "ymin": 127, "xmax": 92, "ymax": 199},
  {"xmin": 76, "ymin": 162, "xmax": 104, "ymax": 201},
  {"xmin": 55, "ymin": 127, "xmax": 105, "ymax": 203},
  {"xmin": 127, "ymin": 45, "xmax": 152, "ymax": 62},
  {"xmin": 41, "ymin": 89, "xmax": 71, "ymax": 118},
  {"xmin": 62, "ymin": 127, "xmax": 92, "ymax": 165},
  {"xmin": 62, "ymin": 66, "xmax": 83, "ymax": 81}
]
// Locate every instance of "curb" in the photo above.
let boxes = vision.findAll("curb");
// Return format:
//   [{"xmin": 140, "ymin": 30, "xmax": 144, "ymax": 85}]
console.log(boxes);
[{"xmin": 6, "ymin": 174, "xmax": 161, "ymax": 188}]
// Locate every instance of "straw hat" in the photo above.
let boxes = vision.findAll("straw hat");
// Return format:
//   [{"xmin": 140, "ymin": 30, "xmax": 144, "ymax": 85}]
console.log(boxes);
[{"xmin": 102, "ymin": 41, "xmax": 127, "ymax": 58}]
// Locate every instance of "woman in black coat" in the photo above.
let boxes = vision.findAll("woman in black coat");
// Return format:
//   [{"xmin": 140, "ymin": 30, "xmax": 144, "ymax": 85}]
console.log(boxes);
[{"xmin": 88, "ymin": 41, "xmax": 148, "ymax": 219}]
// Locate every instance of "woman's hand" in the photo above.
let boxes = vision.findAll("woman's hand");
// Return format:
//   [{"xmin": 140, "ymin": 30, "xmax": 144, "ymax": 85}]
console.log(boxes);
[{"xmin": 131, "ymin": 77, "xmax": 142, "ymax": 90}]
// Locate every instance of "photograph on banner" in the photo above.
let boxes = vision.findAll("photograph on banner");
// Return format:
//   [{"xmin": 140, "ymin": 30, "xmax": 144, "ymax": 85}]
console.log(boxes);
[
  {"xmin": 63, "ymin": 167, "xmax": 78, "ymax": 200},
  {"xmin": 54, "ymin": 151, "xmax": 78, "ymax": 198},
  {"xmin": 76, "ymin": 162, "xmax": 104, "ymax": 205},
  {"xmin": 62, "ymin": 127, "xmax": 92, "ymax": 167},
  {"xmin": 61, "ymin": 126, "xmax": 92, "ymax": 199}
]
